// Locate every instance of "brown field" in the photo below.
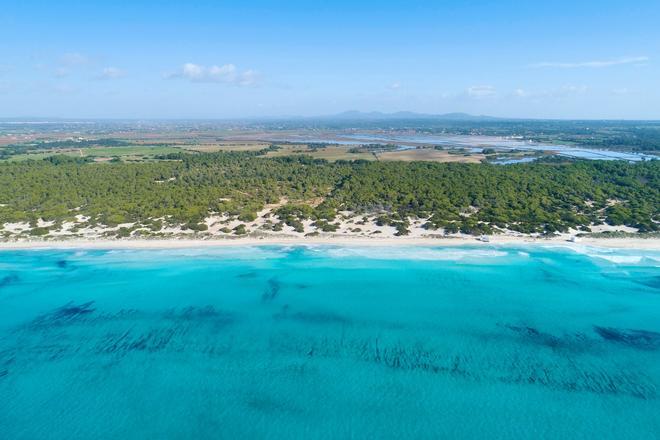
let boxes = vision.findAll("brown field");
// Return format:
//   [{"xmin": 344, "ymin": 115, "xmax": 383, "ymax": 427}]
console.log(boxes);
[
  {"xmin": 6, "ymin": 145, "xmax": 183, "ymax": 161},
  {"xmin": 2, "ymin": 131, "xmax": 485, "ymax": 164},
  {"xmin": 0, "ymin": 137, "xmax": 20, "ymax": 146},
  {"xmin": 263, "ymin": 145, "xmax": 375, "ymax": 161},
  {"xmin": 378, "ymin": 148, "xmax": 485, "ymax": 163},
  {"xmin": 183, "ymin": 142, "xmax": 269, "ymax": 153},
  {"xmin": 262, "ymin": 145, "xmax": 485, "ymax": 163}
]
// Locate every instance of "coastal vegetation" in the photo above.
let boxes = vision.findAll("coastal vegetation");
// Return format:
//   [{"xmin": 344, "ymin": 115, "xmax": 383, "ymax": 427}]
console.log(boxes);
[{"xmin": 0, "ymin": 149, "xmax": 657, "ymax": 238}]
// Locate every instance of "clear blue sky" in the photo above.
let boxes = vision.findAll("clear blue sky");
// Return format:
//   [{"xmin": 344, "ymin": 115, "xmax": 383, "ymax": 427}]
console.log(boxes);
[{"xmin": 1, "ymin": 0, "xmax": 659, "ymax": 119}]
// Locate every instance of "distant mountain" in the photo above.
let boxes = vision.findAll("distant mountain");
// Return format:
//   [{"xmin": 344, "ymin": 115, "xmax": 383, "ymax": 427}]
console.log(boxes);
[{"xmin": 321, "ymin": 111, "xmax": 501, "ymax": 121}]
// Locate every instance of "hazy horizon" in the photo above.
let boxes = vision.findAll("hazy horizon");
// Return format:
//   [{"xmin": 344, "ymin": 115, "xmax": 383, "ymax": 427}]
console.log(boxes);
[
  {"xmin": 1, "ymin": 0, "xmax": 659, "ymax": 120},
  {"xmin": 2, "ymin": 111, "xmax": 660, "ymax": 123}
]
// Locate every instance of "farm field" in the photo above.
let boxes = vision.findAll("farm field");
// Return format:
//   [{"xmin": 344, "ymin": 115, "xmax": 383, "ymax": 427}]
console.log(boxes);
[{"xmin": 4, "ymin": 145, "xmax": 183, "ymax": 161}]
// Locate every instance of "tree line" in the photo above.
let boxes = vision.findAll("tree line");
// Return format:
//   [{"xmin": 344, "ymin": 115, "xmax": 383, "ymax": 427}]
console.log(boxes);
[{"xmin": 0, "ymin": 150, "xmax": 657, "ymax": 236}]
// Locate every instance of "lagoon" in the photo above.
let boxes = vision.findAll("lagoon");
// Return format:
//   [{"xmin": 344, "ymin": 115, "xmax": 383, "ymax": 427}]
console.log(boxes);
[{"xmin": 263, "ymin": 132, "xmax": 656, "ymax": 162}]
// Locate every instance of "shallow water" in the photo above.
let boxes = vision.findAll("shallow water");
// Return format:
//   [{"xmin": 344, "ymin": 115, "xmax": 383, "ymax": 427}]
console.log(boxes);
[
  {"xmin": 266, "ymin": 132, "xmax": 656, "ymax": 162},
  {"xmin": 1, "ymin": 245, "xmax": 659, "ymax": 439},
  {"xmin": 342, "ymin": 134, "xmax": 657, "ymax": 161},
  {"xmin": 491, "ymin": 157, "xmax": 538, "ymax": 165}
]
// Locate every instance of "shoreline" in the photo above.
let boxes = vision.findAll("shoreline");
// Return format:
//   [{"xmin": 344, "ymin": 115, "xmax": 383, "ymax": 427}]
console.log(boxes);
[{"xmin": 1, "ymin": 235, "xmax": 658, "ymax": 251}]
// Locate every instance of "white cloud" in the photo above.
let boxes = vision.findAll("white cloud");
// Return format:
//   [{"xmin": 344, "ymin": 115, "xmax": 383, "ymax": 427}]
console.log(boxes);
[
  {"xmin": 510, "ymin": 85, "xmax": 588, "ymax": 100},
  {"xmin": 236, "ymin": 69, "xmax": 259, "ymax": 87},
  {"xmin": 529, "ymin": 56, "xmax": 649, "ymax": 69},
  {"xmin": 168, "ymin": 63, "xmax": 260, "ymax": 86},
  {"xmin": 466, "ymin": 85, "xmax": 496, "ymax": 98},
  {"xmin": 97, "ymin": 67, "xmax": 125, "ymax": 79},
  {"xmin": 389, "ymin": 82, "xmax": 401, "ymax": 90}
]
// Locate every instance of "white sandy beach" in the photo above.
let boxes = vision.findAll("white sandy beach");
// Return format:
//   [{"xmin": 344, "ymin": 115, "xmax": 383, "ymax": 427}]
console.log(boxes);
[{"xmin": 1, "ymin": 234, "xmax": 658, "ymax": 251}]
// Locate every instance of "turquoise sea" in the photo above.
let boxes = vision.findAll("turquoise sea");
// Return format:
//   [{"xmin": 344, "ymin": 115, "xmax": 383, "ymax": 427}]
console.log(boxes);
[{"xmin": 0, "ymin": 245, "xmax": 659, "ymax": 439}]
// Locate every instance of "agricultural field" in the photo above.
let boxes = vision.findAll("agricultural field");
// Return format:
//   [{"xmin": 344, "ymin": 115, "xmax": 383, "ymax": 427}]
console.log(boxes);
[
  {"xmin": 262, "ymin": 144, "xmax": 376, "ymax": 161},
  {"xmin": 261, "ymin": 144, "xmax": 486, "ymax": 163},
  {"xmin": 4, "ymin": 145, "xmax": 184, "ymax": 162},
  {"xmin": 378, "ymin": 148, "xmax": 485, "ymax": 163},
  {"xmin": 182, "ymin": 142, "xmax": 270, "ymax": 153}
]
